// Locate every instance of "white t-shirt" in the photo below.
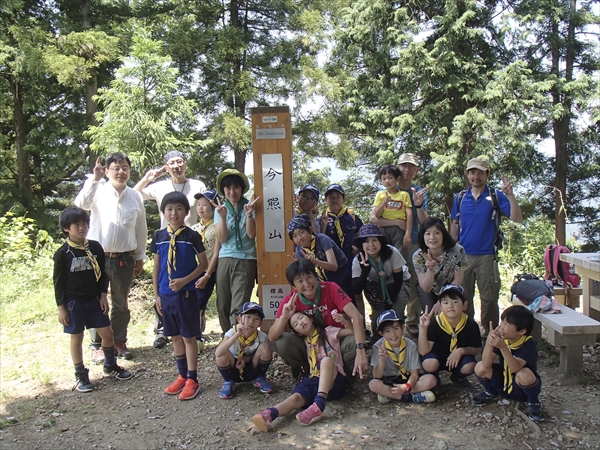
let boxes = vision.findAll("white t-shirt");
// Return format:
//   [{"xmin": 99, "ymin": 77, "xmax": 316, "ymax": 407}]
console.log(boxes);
[
  {"xmin": 224, "ymin": 328, "xmax": 268, "ymax": 359},
  {"xmin": 140, "ymin": 178, "xmax": 206, "ymax": 228}
]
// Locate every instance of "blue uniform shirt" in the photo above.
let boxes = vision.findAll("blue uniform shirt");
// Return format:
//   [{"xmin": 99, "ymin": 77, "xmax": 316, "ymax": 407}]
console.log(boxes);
[{"xmin": 317, "ymin": 210, "xmax": 364, "ymax": 263}]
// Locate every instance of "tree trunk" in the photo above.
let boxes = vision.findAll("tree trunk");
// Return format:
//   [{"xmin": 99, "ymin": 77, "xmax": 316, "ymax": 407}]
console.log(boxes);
[
  {"xmin": 13, "ymin": 80, "xmax": 32, "ymax": 207},
  {"xmin": 229, "ymin": 0, "xmax": 248, "ymax": 174},
  {"xmin": 82, "ymin": 0, "xmax": 98, "ymax": 171}
]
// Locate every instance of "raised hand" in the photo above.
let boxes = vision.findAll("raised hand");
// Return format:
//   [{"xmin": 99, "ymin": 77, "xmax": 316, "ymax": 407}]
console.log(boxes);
[
  {"xmin": 93, "ymin": 157, "xmax": 106, "ymax": 181},
  {"xmin": 425, "ymin": 250, "xmax": 437, "ymax": 272},
  {"xmin": 300, "ymin": 248, "xmax": 316, "ymax": 263},
  {"xmin": 211, "ymin": 196, "xmax": 227, "ymax": 219},
  {"xmin": 419, "ymin": 305, "xmax": 434, "ymax": 329},
  {"xmin": 411, "ymin": 186, "xmax": 428, "ymax": 207},
  {"xmin": 144, "ymin": 166, "xmax": 167, "ymax": 182},
  {"xmin": 501, "ymin": 176, "xmax": 514, "ymax": 196},
  {"xmin": 358, "ymin": 252, "xmax": 370, "ymax": 268},
  {"xmin": 244, "ymin": 195, "xmax": 261, "ymax": 215},
  {"xmin": 280, "ymin": 292, "xmax": 298, "ymax": 320}
]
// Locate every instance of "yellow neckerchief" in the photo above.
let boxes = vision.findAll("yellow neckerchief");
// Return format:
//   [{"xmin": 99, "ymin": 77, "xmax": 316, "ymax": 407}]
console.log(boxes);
[
  {"xmin": 198, "ymin": 217, "xmax": 214, "ymax": 242},
  {"xmin": 66, "ymin": 238, "xmax": 101, "ymax": 281},
  {"xmin": 436, "ymin": 312, "xmax": 468, "ymax": 352},
  {"xmin": 384, "ymin": 338, "xmax": 410, "ymax": 378},
  {"xmin": 236, "ymin": 325, "xmax": 258, "ymax": 381},
  {"xmin": 502, "ymin": 335, "xmax": 532, "ymax": 393},
  {"xmin": 306, "ymin": 328, "xmax": 320, "ymax": 378},
  {"xmin": 326, "ymin": 206, "xmax": 348, "ymax": 247},
  {"xmin": 167, "ymin": 225, "xmax": 186, "ymax": 280},
  {"xmin": 302, "ymin": 235, "xmax": 326, "ymax": 280}
]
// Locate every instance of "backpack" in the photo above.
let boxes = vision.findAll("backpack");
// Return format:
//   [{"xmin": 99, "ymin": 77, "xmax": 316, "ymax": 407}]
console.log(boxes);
[
  {"xmin": 510, "ymin": 274, "xmax": 553, "ymax": 306},
  {"xmin": 543, "ymin": 244, "xmax": 581, "ymax": 288},
  {"xmin": 456, "ymin": 187, "xmax": 505, "ymax": 260}
]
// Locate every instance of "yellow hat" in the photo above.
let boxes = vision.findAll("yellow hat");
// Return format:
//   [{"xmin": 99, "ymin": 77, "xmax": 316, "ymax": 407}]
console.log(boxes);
[{"xmin": 216, "ymin": 169, "xmax": 250, "ymax": 196}]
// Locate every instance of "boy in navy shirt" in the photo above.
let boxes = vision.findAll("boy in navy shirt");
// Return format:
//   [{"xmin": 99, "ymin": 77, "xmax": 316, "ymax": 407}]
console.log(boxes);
[
  {"xmin": 53, "ymin": 207, "xmax": 131, "ymax": 392},
  {"xmin": 472, "ymin": 305, "xmax": 543, "ymax": 422},
  {"xmin": 151, "ymin": 192, "xmax": 208, "ymax": 401}
]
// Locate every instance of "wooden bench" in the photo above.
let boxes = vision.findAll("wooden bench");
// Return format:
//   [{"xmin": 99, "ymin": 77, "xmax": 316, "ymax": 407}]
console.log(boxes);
[{"xmin": 553, "ymin": 285, "xmax": 583, "ymax": 309}]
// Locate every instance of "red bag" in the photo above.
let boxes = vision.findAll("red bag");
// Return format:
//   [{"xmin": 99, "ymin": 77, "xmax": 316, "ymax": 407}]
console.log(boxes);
[{"xmin": 544, "ymin": 244, "xmax": 581, "ymax": 288}]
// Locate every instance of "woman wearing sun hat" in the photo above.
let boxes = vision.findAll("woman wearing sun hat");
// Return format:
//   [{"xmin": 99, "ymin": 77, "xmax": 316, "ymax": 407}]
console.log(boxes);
[{"xmin": 214, "ymin": 169, "xmax": 260, "ymax": 333}]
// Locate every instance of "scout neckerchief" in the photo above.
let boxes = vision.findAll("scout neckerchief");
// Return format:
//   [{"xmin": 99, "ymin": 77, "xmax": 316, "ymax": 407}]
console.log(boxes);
[
  {"xmin": 167, "ymin": 225, "xmax": 186, "ymax": 280},
  {"xmin": 236, "ymin": 325, "xmax": 258, "ymax": 381},
  {"xmin": 306, "ymin": 328, "xmax": 320, "ymax": 378},
  {"xmin": 326, "ymin": 206, "xmax": 347, "ymax": 248},
  {"xmin": 225, "ymin": 198, "xmax": 248, "ymax": 250},
  {"xmin": 384, "ymin": 338, "xmax": 410, "ymax": 378},
  {"xmin": 302, "ymin": 235, "xmax": 326, "ymax": 281},
  {"xmin": 298, "ymin": 283, "xmax": 325, "ymax": 326},
  {"xmin": 198, "ymin": 217, "xmax": 214, "ymax": 243},
  {"xmin": 502, "ymin": 335, "xmax": 532, "ymax": 393},
  {"xmin": 368, "ymin": 255, "xmax": 392, "ymax": 305},
  {"xmin": 66, "ymin": 238, "xmax": 101, "ymax": 281},
  {"xmin": 436, "ymin": 312, "xmax": 468, "ymax": 352}
]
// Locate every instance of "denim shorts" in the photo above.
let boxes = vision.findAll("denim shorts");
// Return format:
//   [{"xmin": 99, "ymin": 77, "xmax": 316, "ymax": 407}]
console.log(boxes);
[
  {"xmin": 63, "ymin": 298, "xmax": 111, "ymax": 335},
  {"xmin": 161, "ymin": 290, "xmax": 200, "ymax": 338}
]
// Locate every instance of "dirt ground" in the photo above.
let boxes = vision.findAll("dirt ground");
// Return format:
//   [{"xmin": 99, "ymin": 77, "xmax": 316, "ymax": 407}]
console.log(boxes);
[{"xmin": 1, "ymin": 295, "xmax": 600, "ymax": 450}]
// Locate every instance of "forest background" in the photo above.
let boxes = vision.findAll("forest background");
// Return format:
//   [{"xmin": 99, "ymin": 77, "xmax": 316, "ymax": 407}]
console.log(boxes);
[{"xmin": 1, "ymin": 0, "xmax": 600, "ymax": 270}]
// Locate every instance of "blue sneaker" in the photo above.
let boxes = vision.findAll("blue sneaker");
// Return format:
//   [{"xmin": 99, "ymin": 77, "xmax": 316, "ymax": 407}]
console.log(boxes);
[
  {"xmin": 412, "ymin": 390, "xmax": 436, "ymax": 403},
  {"xmin": 219, "ymin": 380, "xmax": 235, "ymax": 399},
  {"xmin": 252, "ymin": 376, "xmax": 273, "ymax": 394}
]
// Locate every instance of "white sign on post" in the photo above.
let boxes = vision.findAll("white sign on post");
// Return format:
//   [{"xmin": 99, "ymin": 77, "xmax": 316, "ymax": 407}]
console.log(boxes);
[
  {"xmin": 262, "ymin": 116, "xmax": 279, "ymax": 123},
  {"xmin": 256, "ymin": 128, "xmax": 286, "ymax": 140},
  {"xmin": 262, "ymin": 284, "xmax": 292, "ymax": 319},
  {"xmin": 262, "ymin": 154, "xmax": 286, "ymax": 252}
]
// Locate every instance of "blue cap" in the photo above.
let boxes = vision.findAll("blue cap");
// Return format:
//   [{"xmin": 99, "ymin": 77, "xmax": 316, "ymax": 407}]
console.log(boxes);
[
  {"xmin": 325, "ymin": 184, "xmax": 345, "ymax": 197},
  {"xmin": 287, "ymin": 214, "xmax": 312, "ymax": 234},
  {"xmin": 298, "ymin": 184, "xmax": 320, "ymax": 201},
  {"xmin": 376, "ymin": 309, "xmax": 405, "ymax": 332},
  {"xmin": 438, "ymin": 284, "xmax": 466, "ymax": 302},
  {"xmin": 239, "ymin": 302, "xmax": 265, "ymax": 319},
  {"xmin": 194, "ymin": 189, "xmax": 219, "ymax": 203}
]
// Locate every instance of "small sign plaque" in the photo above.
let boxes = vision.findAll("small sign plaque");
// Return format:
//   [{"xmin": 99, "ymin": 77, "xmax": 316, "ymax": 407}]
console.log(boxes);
[
  {"xmin": 262, "ymin": 116, "xmax": 279, "ymax": 123},
  {"xmin": 256, "ymin": 128, "xmax": 286, "ymax": 140},
  {"xmin": 262, "ymin": 285, "xmax": 292, "ymax": 319}
]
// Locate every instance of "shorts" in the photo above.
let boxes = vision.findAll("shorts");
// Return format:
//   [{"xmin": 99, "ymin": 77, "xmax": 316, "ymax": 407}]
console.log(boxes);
[
  {"xmin": 63, "ymin": 298, "xmax": 111, "ymax": 335},
  {"xmin": 421, "ymin": 351, "xmax": 476, "ymax": 375},
  {"xmin": 228, "ymin": 359, "xmax": 263, "ymax": 382},
  {"xmin": 488, "ymin": 363, "xmax": 541, "ymax": 402},
  {"xmin": 379, "ymin": 375, "xmax": 408, "ymax": 386},
  {"xmin": 161, "ymin": 290, "xmax": 200, "ymax": 338},
  {"xmin": 197, "ymin": 272, "xmax": 216, "ymax": 310},
  {"xmin": 292, "ymin": 372, "xmax": 347, "ymax": 405}
]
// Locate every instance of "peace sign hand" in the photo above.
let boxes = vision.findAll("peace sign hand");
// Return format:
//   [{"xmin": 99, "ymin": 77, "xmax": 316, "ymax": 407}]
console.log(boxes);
[
  {"xmin": 411, "ymin": 186, "xmax": 428, "ymax": 207},
  {"xmin": 425, "ymin": 250, "xmax": 437, "ymax": 272},
  {"xmin": 419, "ymin": 305, "xmax": 435, "ymax": 329},
  {"xmin": 211, "ymin": 196, "xmax": 227, "ymax": 218},
  {"xmin": 92, "ymin": 157, "xmax": 106, "ymax": 181},
  {"xmin": 144, "ymin": 166, "xmax": 167, "ymax": 182},
  {"xmin": 280, "ymin": 292, "xmax": 298, "ymax": 320},
  {"xmin": 244, "ymin": 196, "xmax": 260, "ymax": 215},
  {"xmin": 501, "ymin": 176, "xmax": 514, "ymax": 197}
]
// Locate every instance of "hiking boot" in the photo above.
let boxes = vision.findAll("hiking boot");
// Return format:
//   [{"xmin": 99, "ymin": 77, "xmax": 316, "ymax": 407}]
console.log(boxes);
[
  {"xmin": 219, "ymin": 381, "xmax": 236, "ymax": 399},
  {"xmin": 103, "ymin": 363, "xmax": 132, "ymax": 380},
  {"xmin": 153, "ymin": 335, "xmax": 168, "ymax": 349},
  {"xmin": 527, "ymin": 402, "xmax": 544, "ymax": 422},
  {"xmin": 377, "ymin": 394, "xmax": 392, "ymax": 404},
  {"xmin": 252, "ymin": 409, "xmax": 273, "ymax": 432},
  {"xmin": 471, "ymin": 390, "xmax": 499, "ymax": 406},
  {"xmin": 165, "ymin": 375, "xmax": 186, "ymax": 395},
  {"xmin": 412, "ymin": 390, "xmax": 436, "ymax": 403},
  {"xmin": 296, "ymin": 402, "xmax": 323, "ymax": 426},
  {"xmin": 74, "ymin": 368, "xmax": 93, "ymax": 393},
  {"xmin": 252, "ymin": 376, "xmax": 273, "ymax": 394},
  {"xmin": 91, "ymin": 348, "xmax": 105, "ymax": 365},
  {"xmin": 114, "ymin": 341, "xmax": 133, "ymax": 360},
  {"xmin": 450, "ymin": 373, "xmax": 477, "ymax": 393},
  {"xmin": 179, "ymin": 379, "xmax": 200, "ymax": 401}
]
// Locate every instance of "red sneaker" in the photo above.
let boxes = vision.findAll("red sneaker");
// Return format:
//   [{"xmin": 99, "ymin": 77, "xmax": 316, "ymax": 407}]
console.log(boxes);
[
  {"xmin": 164, "ymin": 375, "xmax": 186, "ymax": 395},
  {"xmin": 296, "ymin": 402, "xmax": 323, "ymax": 426},
  {"xmin": 252, "ymin": 409, "xmax": 273, "ymax": 432},
  {"xmin": 178, "ymin": 379, "xmax": 200, "ymax": 401}
]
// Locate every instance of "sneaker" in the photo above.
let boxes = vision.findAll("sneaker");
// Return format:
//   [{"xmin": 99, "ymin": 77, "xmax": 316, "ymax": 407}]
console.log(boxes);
[
  {"xmin": 165, "ymin": 375, "xmax": 187, "ymax": 395},
  {"xmin": 527, "ymin": 402, "xmax": 544, "ymax": 422},
  {"xmin": 471, "ymin": 390, "xmax": 499, "ymax": 406},
  {"xmin": 296, "ymin": 402, "xmax": 323, "ymax": 426},
  {"xmin": 377, "ymin": 394, "xmax": 392, "ymax": 404},
  {"xmin": 179, "ymin": 379, "xmax": 200, "ymax": 401},
  {"xmin": 219, "ymin": 381, "xmax": 236, "ymax": 399},
  {"xmin": 252, "ymin": 410, "xmax": 273, "ymax": 432},
  {"xmin": 103, "ymin": 363, "xmax": 132, "ymax": 380},
  {"xmin": 73, "ymin": 368, "xmax": 93, "ymax": 393},
  {"xmin": 412, "ymin": 390, "xmax": 436, "ymax": 403},
  {"xmin": 153, "ymin": 335, "xmax": 168, "ymax": 349},
  {"xmin": 252, "ymin": 376, "xmax": 273, "ymax": 394},
  {"xmin": 450, "ymin": 373, "xmax": 477, "ymax": 393},
  {"xmin": 114, "ymin": 341, "xmax": 133, "ymax": 360},
  {"xmin": 91, "ymin": 348, "xmax": 105, "ymax": 365}
]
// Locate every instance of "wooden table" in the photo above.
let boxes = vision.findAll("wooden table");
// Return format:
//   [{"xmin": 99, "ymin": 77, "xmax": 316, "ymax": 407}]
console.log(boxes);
[{"xmin": 560, "ymin": 253, "xmax": 600, "ymax": 321}]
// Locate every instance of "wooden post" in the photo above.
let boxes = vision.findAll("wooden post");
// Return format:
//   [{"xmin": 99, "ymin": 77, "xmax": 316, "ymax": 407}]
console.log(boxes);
[{"xmin": 251, "ymin": 106, "xmax": 295, "ymax": 331}]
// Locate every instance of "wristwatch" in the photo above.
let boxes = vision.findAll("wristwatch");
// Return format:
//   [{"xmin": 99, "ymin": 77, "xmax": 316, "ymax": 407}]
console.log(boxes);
[{"xmin": 356, "ymin": 343, "xmax": 365, "ymax": 349}]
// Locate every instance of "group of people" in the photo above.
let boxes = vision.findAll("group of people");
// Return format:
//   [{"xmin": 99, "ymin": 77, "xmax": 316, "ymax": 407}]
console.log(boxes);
[{"xmin": 53, "ymin": 150, "xmax": 544, "ymax": 435}]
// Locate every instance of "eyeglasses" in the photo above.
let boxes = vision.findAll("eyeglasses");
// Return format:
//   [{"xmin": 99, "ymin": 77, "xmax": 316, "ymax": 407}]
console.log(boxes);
[
  {"xmin": 166, "ymin": 159, "xmax": 185, "ymax": 167},
  {"xmin": 108, "ymin": 166, "xmax": 130, "ymax": 173}
]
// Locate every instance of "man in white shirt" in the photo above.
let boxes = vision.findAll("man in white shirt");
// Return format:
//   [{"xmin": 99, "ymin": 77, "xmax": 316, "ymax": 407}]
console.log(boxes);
[
  {"xmin": 74, "ymin": 152, "xmax": 147, "ymax": 361},
  {"xmin": 134, "ymin": 151, "xmax": 206, "ymax": 228}
]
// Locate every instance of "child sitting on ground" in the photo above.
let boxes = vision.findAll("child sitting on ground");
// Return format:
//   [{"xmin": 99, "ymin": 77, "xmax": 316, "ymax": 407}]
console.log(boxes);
[
  {"xmin": 370, "ymin": 310, "xmax": 436, "ymax": 404},
  {"xmin": 53, "ymin": 207, "xmax": 132, "ymax": 392},
  {"xmin": 151, "ymin": 192, "xmax": 208, "ymax": 401},
  {"xmin": 471, "ymin": 305, "xmax": 544, "ymax": 422},
  {"xmin": 418, "ymin": 284, "xmax": 481, "ymax": 391},
  {"xmin": 252, "ymin": 311, "xmax": 353, "ymax": 431},
  {"xmin": 215, "ymin": 302, "xmax": 273, "ymax": 399}
]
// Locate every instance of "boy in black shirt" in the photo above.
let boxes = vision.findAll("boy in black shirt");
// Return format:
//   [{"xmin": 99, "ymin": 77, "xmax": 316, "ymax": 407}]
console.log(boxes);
[
  {"xmin": 472, "ymin": 305, "xmax": 543, "ymax": 422},
  {"xmin": 53, "ymin": 207, "xmax": 132, "ymax": 392}
]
